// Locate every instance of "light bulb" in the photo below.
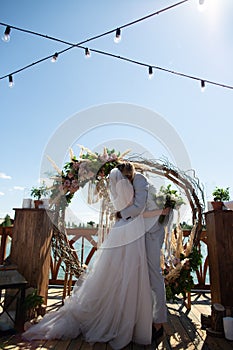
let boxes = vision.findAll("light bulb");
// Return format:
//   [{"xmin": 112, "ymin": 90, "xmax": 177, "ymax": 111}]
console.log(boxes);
[
  {"xmin": 201, "ymin": 80, "xmax": 206, "ymax": 92},
  {"xmin": 8, "ymin": 75, "xmax": 14, "ymax": 88},
  {"xmin": 2, "ymin": 26, "xmax": 11, "ymax": 42},
  {"xmin": 148, "ymin": 66, "xmax": 153, "ymax": 79},
  {"xmin": 114, "ymin": 28, "xmax": 121, "ymax": 43},
  {"xmin": 198, "ymin": 0, "xmax": 207, "ymax": 12},
  {"xmin": 51, "ymin": 52, "xmax": 58, "ymax": 63},
  {"xmin": 85, "ymin": 47, "xmax": 91, "ymax": 58}
]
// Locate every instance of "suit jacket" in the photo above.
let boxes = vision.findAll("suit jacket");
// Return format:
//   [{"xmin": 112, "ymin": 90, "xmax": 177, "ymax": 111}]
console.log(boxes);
[
  {"xmin": 120, "ymin": 173, "xmax": 166, "ymax": 234},
  {"xmin": 144, "ymin": 182, "xmax": 160, "ymax": 233},
  {"xmin": 120, "ymin": 172, "xmax": 149, "ymax": 220}
]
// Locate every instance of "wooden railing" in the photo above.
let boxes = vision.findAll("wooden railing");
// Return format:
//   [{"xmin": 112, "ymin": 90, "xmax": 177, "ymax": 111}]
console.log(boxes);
[
  {"xmin": 183, "ymin": 229, "xmax": 210, "ymax": 290},
  {"xmin": 0, "ymin": 226, "xmax": 209, "ymax": 289},
  {"xmin": 50, "ymin": 227, "xmax": 98, "ymax": 285}
]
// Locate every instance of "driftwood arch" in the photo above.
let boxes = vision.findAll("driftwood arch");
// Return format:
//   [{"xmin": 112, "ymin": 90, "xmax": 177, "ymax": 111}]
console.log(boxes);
[{"xmin": 49, "ymin": 151, "xmax": 205, "ymax": 279}]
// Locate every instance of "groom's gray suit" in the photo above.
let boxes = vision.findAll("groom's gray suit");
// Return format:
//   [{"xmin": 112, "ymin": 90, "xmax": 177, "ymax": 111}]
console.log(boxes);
[{"xmin": 120, "ymin": 172, "xmax": 167, "ymax": 324}]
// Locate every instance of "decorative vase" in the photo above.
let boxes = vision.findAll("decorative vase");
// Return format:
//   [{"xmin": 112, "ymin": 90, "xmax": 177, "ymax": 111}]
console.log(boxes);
[{"xmin": 211, "ymin": 201, "xmax": 223, "ymax": 211}]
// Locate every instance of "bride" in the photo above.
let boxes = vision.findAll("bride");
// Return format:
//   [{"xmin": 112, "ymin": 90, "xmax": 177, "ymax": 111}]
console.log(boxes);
[{"xmin": 23, "ymin": 167, "xmax": 157, "ymax": 349}]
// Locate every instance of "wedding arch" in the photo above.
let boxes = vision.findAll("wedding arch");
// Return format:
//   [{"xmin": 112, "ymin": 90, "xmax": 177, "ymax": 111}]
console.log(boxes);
[{"xmin": 48, "ymin": 146, "xmax": 205, "ymax": 298}]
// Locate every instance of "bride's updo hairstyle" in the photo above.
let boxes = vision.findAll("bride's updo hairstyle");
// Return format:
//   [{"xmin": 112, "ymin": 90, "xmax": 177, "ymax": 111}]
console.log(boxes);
[{"xmin": 116, "ymin": 162, "xmax": 135, "ymax": 182}]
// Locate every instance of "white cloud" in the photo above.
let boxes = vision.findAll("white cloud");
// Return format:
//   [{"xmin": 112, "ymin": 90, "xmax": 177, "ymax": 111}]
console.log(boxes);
[
  {"xmin": 0, "ymin": 172, "xmax": 11, "ymax": 179},
  {"xmin": 13, "ymin": 186, "xmax": 24, "ymax": 191},
  {"xmin": 0, "ymin": 192, "xmax": 4, "ymax": 196}
]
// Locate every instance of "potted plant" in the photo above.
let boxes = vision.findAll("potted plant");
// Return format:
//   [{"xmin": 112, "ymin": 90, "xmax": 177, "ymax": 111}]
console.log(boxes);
[
  {"xmin": 23, "ymin": 288, "xmax": 45, "ymax": 325},
  {"xmin": 211, "ymin": 187, "xmax": 230, "ymax": 210},
  {"xmin": 30, "ymin": 182, "xmax": 49, "ymax": 209}
]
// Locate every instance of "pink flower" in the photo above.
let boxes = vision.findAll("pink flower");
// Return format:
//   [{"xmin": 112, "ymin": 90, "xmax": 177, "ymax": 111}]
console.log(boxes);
[
  {"xmin": 72, "ymin": 162, "xmax": 80, "ymax": 170},
  {"xmin": 99, "ymin": 154, "xmax": 109, "ymax": 162},
  {"xmin": 71, "ymin": 179, "xmax": 79, "ymax": 189},
  {"xmin": 63, "ymin": 179, "xmax": 71, "ymax": 188},
  {"xmin": 109, "ymin": 153, "xmax": 118, "ymax": 160}
]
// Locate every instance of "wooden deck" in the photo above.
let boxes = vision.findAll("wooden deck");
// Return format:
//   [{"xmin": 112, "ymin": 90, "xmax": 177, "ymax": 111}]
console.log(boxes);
[{"xmin": 1, "ymin": 288, "xmax": 233, "ymax": 350}]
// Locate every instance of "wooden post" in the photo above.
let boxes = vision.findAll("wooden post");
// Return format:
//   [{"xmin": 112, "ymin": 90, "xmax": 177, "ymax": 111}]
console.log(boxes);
[
  {"xmin": 205, "ymin": 210, "xmax": 233, "ymax": 337},
  {"xmin": 205, "ymin": 210, "xmax": 233, "ymax": 308},
  {"xmin": 10, "ymin": 209, "xmax": 53, "ymax": 304}
]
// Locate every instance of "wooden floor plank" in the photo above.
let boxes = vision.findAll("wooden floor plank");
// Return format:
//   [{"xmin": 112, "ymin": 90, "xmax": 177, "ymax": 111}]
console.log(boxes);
[
  {"xmin": 53, "ymin": 339, "xmax": 72, "ymax": 350},
  {"xmin": 67, "ymin": 336, "xmax": 84, "ymax": 350},
  {"xmin": 0, "ymin": 334, "xmax": 46, "ymax": 350},
  {"xmin": 133, "ymin": 342, "xmax": 149, "ymax": 350},
  {"xmin": 80, "ymin": 339, "xmax": 94, "ymax": 350},
  {"xmin": 39, "ymin": 339, "xmax": 59, "ymax": 349},
  {"xmin": 166, "ymin": 308, "xmax": 196, "ymax": 349},
  {"xmin": 2, "ymin": 290, "xmax": 233, "ymax": 350},
  {"xmin": 205, "ymin": 335, "xmax": 233, "ymax": 350},
  {"xmin": 93, "ymin": 341, "xmax": 107, "ymax": 350}
]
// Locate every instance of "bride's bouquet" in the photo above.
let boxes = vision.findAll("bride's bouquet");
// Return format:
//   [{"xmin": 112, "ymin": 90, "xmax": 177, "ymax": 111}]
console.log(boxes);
[{"xmin": 153, "ymin": 184, "xmax": 185, "ymax": 223}]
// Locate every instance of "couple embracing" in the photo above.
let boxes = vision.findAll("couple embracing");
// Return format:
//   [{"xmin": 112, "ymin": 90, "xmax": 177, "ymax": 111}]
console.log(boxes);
[{"xmin": 23, "ymin": 162, "xmax": 170, "ymax": 349}]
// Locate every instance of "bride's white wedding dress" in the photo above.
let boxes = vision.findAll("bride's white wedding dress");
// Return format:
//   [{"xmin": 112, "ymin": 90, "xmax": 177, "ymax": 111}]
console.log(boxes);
[{"xmin": 23, "ymin": 168, "xmax": 152, "ymax": 349}]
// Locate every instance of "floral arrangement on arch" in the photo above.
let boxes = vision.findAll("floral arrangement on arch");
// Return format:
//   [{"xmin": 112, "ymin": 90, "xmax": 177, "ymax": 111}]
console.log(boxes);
[
  {"xmin": 162, "ymin": 223, "xmax": 202, "ymax": 301},
  {"xmin": 49, "ymin": 146, "xmax": 130, "ymax": 208}
]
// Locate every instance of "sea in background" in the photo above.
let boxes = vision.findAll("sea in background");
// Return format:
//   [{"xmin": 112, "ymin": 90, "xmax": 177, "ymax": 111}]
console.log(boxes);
[{"xmin": 4, "ymin": 235, "xmax": 209, "ymax": 285}]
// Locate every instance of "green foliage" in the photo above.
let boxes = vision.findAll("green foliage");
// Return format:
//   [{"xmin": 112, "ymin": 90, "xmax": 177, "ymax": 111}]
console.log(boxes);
[
  {"xmin": 87, "ymin": 221, "xmax": 95, "ymax": 227},
  {"xmin": 166, "ymin": 269, "xmax": 194, "ymax": 300},
  {"xmin": 23, "ymin": 289, "xmax": 44, "ymax": 311},
  {"xmin": 185, "ymin": 246, "xmax": 203, "ymax": 271},
  {"xmin": 165, "ymin": 246, "xmax": 202, "ymax": 301},
  {"xmin": 180, "ymin": 221, "xmax": 193, "ymax": 230},
  {"xmin": 1, "ymin": 214, "xmax": 12, "ymax": 227},
  {"xmin": 212, "ymin": 187, "xmax": 230, "ymax": 202},
  {"xmin": 30, "ymin": 182, "xmax": 49, "ymax": 200}
]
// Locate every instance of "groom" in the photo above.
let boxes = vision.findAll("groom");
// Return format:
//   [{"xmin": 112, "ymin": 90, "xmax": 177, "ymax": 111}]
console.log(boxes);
[{"xmin": 116, "ymin": 162, "xmax": 168, "ymax": 341}]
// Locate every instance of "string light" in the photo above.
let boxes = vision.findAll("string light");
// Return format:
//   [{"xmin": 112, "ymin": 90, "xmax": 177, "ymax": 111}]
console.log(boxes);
[
  {"xmin": 0, "ymin": 1, "xmax": 189, "ymax": 48},
  {"xmin": 198, "ymin": 0, "xmax": 206, "ymax": 12},
  {"xmin": 114, "ymin": 28, "xmax": 121, "ymax": 43},
  {"xmin": 2, "ymin": 26, "xmax": 11, "ymax": 42},
  {"xmin": 51, "ymin": 52, "xmax": 59, "ymax": 63},
  {"xmin": 201, "ymin": 80, "xmax": 206, "ymax": 91},
  {"xmin": 0, "ymin": 1, "xmax": 233, "ymax": 91},
  {"xmin": 85, "ymin": 47, "xmax": 91, "ymax": 58},
  {"xmin": 148, "ymin": 66, "xmax": 153, "ymax": 79},
  {"xmin": 0, "ymin": 1, "xmax": 191, "ymax": 80},
  {"xmin": 8, "ymin": 75, "xmax": 14, "ymax": 87}
]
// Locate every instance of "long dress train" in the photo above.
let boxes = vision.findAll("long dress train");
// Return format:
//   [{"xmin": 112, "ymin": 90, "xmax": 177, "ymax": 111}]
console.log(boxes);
[{"xmin": 23, "ymin": 168, "xmax": 152, "ymax": 349}]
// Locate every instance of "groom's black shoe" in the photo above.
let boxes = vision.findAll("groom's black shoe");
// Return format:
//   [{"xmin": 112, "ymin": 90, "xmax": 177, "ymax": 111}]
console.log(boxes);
[{"xmin": 152, "ymin": 325, "xmax": 164, "ymax": 341}]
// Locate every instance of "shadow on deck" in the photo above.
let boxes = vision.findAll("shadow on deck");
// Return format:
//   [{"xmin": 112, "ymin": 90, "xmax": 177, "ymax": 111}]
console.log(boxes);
[{"xmin": 1, "ymin": 288, "xmax": 233, "ymax": 350}]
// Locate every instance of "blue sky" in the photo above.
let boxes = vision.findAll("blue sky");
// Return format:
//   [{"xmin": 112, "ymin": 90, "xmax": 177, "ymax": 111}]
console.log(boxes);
[{"xmin": 1, "ymin": 0, "xmax": 233, "ymax": 223}]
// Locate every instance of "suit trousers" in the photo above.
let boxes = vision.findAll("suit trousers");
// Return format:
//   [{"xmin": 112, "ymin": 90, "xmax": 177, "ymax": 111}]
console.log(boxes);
[{"xmin": 145, "ymin": 226, "xmax": 167, "ymax": 324}]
